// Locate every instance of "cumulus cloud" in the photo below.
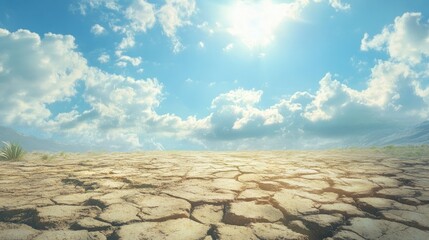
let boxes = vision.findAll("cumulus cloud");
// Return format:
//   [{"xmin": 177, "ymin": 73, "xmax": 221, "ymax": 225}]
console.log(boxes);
[
  {"xmin": 302, "ymin": 62, "xmax": 412, "ymax": 123},
  {"xmin": 202, "ymin": 89, "xmax": 283, "ymax": 140},
  {"xmin": 91, "ymin": 24, "xmax": 106, "ymax": 35},
  {"xmin": 358, "ymin": 12, "xmax": 429, "ymax": 119},
  {"xmin": 361, "ymin": 12, "xmax": 429, "ymax": 64},
  {"xmin": 3, "ymin": 11, "xmax": 429, "ymax": 150},
  {"xmin": 299, "ymin": 71, "xmax": 414, "ymax": 137},
  {"xmin": 195, "ymin": 61, "xmax": 426, "ymax": 149},
  {"xmin": 305, "ymin": 13, "xmax": 429, "ymax": 134},
  {"xmin": 0, "ymin": 29, "xmax": 87, "ymax": 125},
  {"xmin": 76, "ymin": 68, "xmax": 163, "ymax": 129},
  {"xmin": 0, "ymin": 28, "xmax": 207, "ymax": 150},
  {"xmin": 194, "ymin": 15, "xmax": 429, "ymax": 147},
  {"xmin": 125, "ymin": 0, "xmax": 156, "ymax": 32}
]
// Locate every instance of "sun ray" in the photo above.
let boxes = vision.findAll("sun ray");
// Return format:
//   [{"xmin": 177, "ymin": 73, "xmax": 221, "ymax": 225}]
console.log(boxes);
[{"xmin": 227, "ymin": 0, "xmax": 288, "ymax": 49}]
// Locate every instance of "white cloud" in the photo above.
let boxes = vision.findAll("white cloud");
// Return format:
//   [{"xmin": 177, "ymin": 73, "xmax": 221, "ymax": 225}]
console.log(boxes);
[
  {"xmin": 193, "ymin": 30, "xmax": 429, "ymax": 146},
  {"xmin": 98, "ymin": 53, "xmax": 110, "ymax": 63},
  {"xmin": 354, "ymin": 11, "xmax": 429, "ymax": 120},
  {"xmin": 111, "ymin": 24, "xmax": 125, "ymax": 33},
  {"xmin": 0, "ymin": 29, "xmax": 87, "ymax": 125},
  {"xmin": 116, "ymin": 61, "xmax": 127, "ymax": 67},
  {"xmin": 125, "ymin": 0, "xmax": 156, "ymax": 32},
  {"xmin": 293, "ymin": 13, "xmax": 429, "ymax": 136},
  {"xmin": 275, "ymin": 91, "xmax": 314, "ymax": 113},
  {"xmin": 80, "ymin": 0, "xmax": 196, "ymax": 53},
  {"xmin": 302, "ymin": 59, "xmax": 424, "ymax": 125},
  {"xmin": 359, "ymin": 61, "xmax": 411, "ymax": 108},
  {"xmin": 212, "ymin": 88, "xmax": 262, "ymax": 108},
  {"xmin": 3, "ymin": 12, "xmax": 429, "ymax": 150},
  {"xmin": 413, "ymin": 81, "xmax": 429, "ymax": 99},
  {"xmin": 55, "ymin": 67, "xmax": 170, "ymax": 150},
  {"xmin": 209, "ymin": 89, "xmax": 283, "ymax": 133},
  {"xmin": 114, "ymin": 50, "xmax": 142, "ymax": 67},
  {"xmin": 0, "ymin": 28, "xmax": 208, "ymax": 150},
  {"xmin": 157, "ymin": 0, "xmax": 196, "ymax": 37},
  {"xmin": 114, "ymin": 50, "xmax": 122, "ymax": 57},
  {"xmin": 83, "ymin": 68, "xmax": 162, "ymax": 118},
  {"xmin": 75, "ymin": 0, "xmax": 120, "ymax": 15},
  {"xmin": 118, "ymin": 55, "xmax": 142, "ymax": 66},
  {"xmin": 313, "ymin": 0, "xmax": 351, "ymax": 12},
  {"xmin": 198, "ymin": 41, "xmax": 204, "ymax": 48},
  {"xmin": 79, "ymin": 0, "xmax": 156, "ymax": 52},
  {"xmin": 118, "ymin": 32, "xmax": 135, "ymax": 49},
  {"xmin": 157, "ymin": 0, "xmax": 196, "ymax": 52},
  {"xmin": 329, "ymin": 0, "xmax": 350, "ymax": 11},
  {"xmin": 171, "ymin": 39, "xmax": 184, "ymax": 53},
  {"xmin": 195, "ymin": 61, "xmax": 425, "ymax": 148},
  {"xmin": 87, "ymin": 0, "xmax": 120, "ymax": 10},
  {"xmin": 91, "ymin": 24, "xmax": 106, "ymax": 35},
  {"xmin": 301, "ymin": 69, "xmax": 403, "ymax": 124},
  {"xmin": 361, "ymin": 12, "xmax": 429, "ymax": 65}
]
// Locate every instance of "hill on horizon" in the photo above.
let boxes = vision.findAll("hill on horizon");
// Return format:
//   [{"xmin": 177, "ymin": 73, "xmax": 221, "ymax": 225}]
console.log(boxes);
[
  {"xmin": 0, "ymin": 126, "xmax": 87, "ymax": 152},
  {"xmin": 1, "ymin": 121, "xmax": 428, "ymax": 152}
]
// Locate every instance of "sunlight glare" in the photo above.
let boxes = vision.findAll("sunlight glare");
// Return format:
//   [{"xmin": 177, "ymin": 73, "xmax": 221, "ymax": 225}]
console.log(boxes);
[{"xmin": 227, "ymin": 0, "xmax": 287, "ymax": 49}]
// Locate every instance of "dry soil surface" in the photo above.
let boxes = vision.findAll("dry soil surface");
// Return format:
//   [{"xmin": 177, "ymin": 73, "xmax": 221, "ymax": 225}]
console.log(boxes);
[{"xmin": 1, "ymin": 150, "xmax": 429, "ymax": 240}]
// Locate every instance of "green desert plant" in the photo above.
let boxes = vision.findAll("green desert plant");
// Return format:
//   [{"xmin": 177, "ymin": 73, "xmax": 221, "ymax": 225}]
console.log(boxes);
[{"xmin": 0, "ymin": 141, "xmax": 25, "ymax": 160}]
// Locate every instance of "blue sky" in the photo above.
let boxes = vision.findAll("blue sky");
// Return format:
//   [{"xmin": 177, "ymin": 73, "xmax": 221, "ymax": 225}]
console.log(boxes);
[{"xmin": 0, "ymin": 0, "xmax": 429, "ymax": 150}]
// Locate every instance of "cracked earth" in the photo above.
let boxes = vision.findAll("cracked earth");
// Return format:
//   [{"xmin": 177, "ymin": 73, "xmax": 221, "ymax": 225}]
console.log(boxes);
[{"xmin": 1, "ymin": 150, "xmax": 429, "ymax": 240}]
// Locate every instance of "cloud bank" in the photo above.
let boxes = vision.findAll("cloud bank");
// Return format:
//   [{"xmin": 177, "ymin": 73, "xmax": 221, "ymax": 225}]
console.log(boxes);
[{"xmin": 1, "ymin": 11, "xmax": 429, "ymax": 150}]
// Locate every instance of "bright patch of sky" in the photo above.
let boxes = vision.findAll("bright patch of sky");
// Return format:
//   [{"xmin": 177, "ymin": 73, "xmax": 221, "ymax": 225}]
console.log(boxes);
[{"xmin": 0, "ymin": 0, "xmax": 428, "ymax": 150}]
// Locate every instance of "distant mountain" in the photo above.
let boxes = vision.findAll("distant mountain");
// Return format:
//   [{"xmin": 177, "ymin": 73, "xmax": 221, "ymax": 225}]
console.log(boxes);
[
  {"xmin": 382, "ymin": 121, "xmax": 429, "ymax": 145},
  {"xmin": 0, "ymin": 126, "xmax": 86, "ymax": 152},
  {"xmin": 364, "ymin": 121, "xmax": 429, "ymax": 146},
  {"xmin": 1, "ymin": 121, "xmax": 428, "ymax": 152}
]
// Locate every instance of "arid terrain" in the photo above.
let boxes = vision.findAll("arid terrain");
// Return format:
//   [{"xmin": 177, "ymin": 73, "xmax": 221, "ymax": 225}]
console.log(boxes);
[{"xmin": 1, "ymin": 148, "xmax": 429, "ymax": 240}]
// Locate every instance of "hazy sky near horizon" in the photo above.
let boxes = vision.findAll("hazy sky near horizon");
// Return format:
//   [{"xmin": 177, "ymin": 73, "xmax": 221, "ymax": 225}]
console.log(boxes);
[{"xmin": 0, "ymin": 0, "xmax": 429, "ymax": 150}]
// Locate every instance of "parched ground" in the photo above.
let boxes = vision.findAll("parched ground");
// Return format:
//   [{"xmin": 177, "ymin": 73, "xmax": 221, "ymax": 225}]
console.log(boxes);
[{"xmin": 1, "ymin": 148, "xmax": 429, "ymax": 240}]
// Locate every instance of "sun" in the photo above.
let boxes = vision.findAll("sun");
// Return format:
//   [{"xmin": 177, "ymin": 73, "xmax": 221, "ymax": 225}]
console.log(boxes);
[{"xmin": 227, "ymin": 0, "xmax": 287, "ymax": 49}]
